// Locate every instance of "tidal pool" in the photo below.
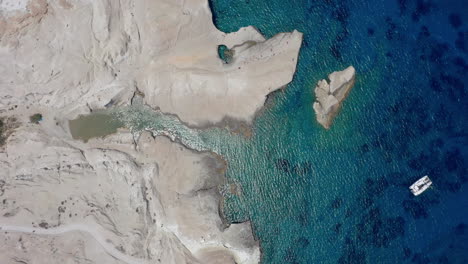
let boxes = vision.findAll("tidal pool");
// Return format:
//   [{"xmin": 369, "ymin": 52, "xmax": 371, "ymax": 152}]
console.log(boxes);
[{"xmin": 69, "ymin": 112, "xmax": 124, "ymax": 142}]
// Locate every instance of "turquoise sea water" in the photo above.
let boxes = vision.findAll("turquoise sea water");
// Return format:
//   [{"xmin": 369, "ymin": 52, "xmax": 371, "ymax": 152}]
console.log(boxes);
[
  {"xmin": 205, "ymin": 1, "xmax": 467, "ymax": 263},
  {"xmin": 71, "ymin": 1, "xmax": 467, "ymax": 263}
]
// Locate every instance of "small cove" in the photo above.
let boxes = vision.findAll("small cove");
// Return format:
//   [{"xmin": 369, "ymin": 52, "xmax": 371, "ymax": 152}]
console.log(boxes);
[{"xmin": 68, "ymin": 1, "xmax": 468, "ymax": 262}]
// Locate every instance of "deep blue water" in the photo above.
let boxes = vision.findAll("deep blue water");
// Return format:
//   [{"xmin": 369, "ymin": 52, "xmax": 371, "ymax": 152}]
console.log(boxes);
[{"xmin": 206, "ymin": 0, "xmax": 468, "ymax": 263}]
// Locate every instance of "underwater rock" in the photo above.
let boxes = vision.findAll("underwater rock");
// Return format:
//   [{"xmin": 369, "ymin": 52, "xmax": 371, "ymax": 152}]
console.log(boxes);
[
  {"xmin": 403, "ymin": 200, "xmax": 428, "ymax": 219},
  {"xmin": 297, "ymin": 237, "xmax": 310, "ymax": 248},
  {"xmin": 331, "ymin": 197, "xmax": 343, "ymax": 209},
  {"xmin": 275, "ymin": 158, "xmax": 291, "ymax": 173},
  {"xmin": 356, "ymin": 207, "xmax": 405, "ymax": 248},
  {"xmin": 448, "ymin": 13, "xmax": 462, "ymax": 29},
  {"xmin": 338, "ymin": 240, "xmax": 367, "ymax": 264},
  {"xmin": 403, "ymin": 247, "xmax": 412, "ymax": 259},
  {"xmin": 313, "ymin": 66, "xmax": 356, "ymax": 129}
]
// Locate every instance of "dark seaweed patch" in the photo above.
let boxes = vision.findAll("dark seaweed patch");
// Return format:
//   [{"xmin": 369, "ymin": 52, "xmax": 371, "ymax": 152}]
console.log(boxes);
[
  {"xmin": 444, "ymin": 148, "xmax": 463, "ymax": 172},
  {"xmin": 298, "ymin": 211, "xmax": 309, "ymax": 227},
  {"xmin": 345, "ymin": 208, "xmax": 353, "ymax": 218},
  {"xmin": 367, "ymin": 28, "xmax": 375, "ymax": 36},
  {"xmin": 430, "ymin": 77, "xmax": 442, "ymax": 92},
  {"xmin": 275, "ymin": 158, "xmax": 314, "ymax": 177},
  {"xmin": 275, "ymin": 158, "xmax": 291, "ymax": 173},
  {"xmin": 363, "ymin": 177, "xmax": 389, "ymax": 197},
  {"xmin": 329, "ymin": 4, "xmax": 350, "ymax": 61},
  {"xmin": 331, "ymin": 197, "xmax": 343, "ymax": 209},
  {"xmin": 338, "ymin": 240, "xmax": 367, "ymax": 264},
  {"xmin": 411, "ymin": 253, "xmax": 430, "ymax": 264},
  {"xmin": 418, "ymin": 26, "xmax": 431, "ymax": 38},
  {"xmin": 437, "ymin": 256, "xmax": 450, "ymax": 264},
  {"xmin": 356, "ymin": 208, "xmax": 405, "ymax": 248},
  {"xmin": 411, "ymin": 0, "xmax": 435, "ymax": 22},
  {"xmin": 358, "ymin": 197, "xmax": 374, "ymax": 209},
  {"xmin": 429, "ymin": 43, "xmax": 448, "ymax": 63},
  {"xmin": 293, "ymin": 162, "xmax": 312, "ymax": 176},
  {"xmin": 429, "ymin": 138, "xmax": 444, "ymax": 151},
  {"xmin": 397, "ymin": 0, "xmax": 408, "ymax": 13},
  {"xmin": 330, "ymin": 43, "xmax": 342, "ymax": 60},
  {"xmin": 297, "ymin": 237, "xmax": 310, "ymax": 248},
  {"xmin": 333, "ymin": 223, "xmax": 342, "ymax": 234},
  {"xmin": 402, "ymin": 200, "xmax": 428, "ymax": 219},
  {"xmin": 453, "ymin": 56, "xmax": 467, "ymax": 71},
  {"xmin": 284, "ymin": 248, "xmax": 299, "ymax": 264},
  {"xmin": 385, "ymin": 17, "xmax": 398, "ymax": 40},
  {"xmin": 415, "ymin": 223, "xmax": 468, "ymax": 263},
  {"xmin": 455, "ymin": 223, "xmax": 466, "ymax": 235},
  {"xmin": 455, "ymin": 31, "xmax": 467, "ymax": 52},
  {"xmin": 336, "ymin": 30, "xmax": 350, "ymax": 42},
  {"xmin": 360, "ymin": 144, "xmax": 370, "ymax": 153},
  {"xmin": 344, "ymin": 236, "xmax": 352, "ymax": 245},
  {"xmin": 448, "ymin": 13, "xmax": 462, "ymax": 29},
  {"xmin": 440, "ymin": 73, "xmax": 465, "ymax": 99},
  {"xmin": 331, "ymin": 5, "xmax": 350, "ymax": 25},
  {"xmin": 403, "ymin": 247, "xmax": 412, "ymax": 259},
  {"xmin": 446, "ymin": 182, "xmax": 462, "ymax": 192},
  {"xmin": 408, "ymin": 153, "xmax": 430, "ymax": 170}
]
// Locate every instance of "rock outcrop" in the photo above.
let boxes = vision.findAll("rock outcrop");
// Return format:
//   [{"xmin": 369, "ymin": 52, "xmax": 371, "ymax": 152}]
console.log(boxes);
[
  {"xmin": 0, "ymin": 0, "xmax": 303, "ymax": 263},
  {"xmin": 0, "ymin": 126, "xmax": 259, "ymax": 264},
  {"xmin": 313, "ymin": 66, "xmax": 356, "ymax": 129},
  {"xmin": 0, "ymin": 0, "xmax": 302, "ymax": 127}
]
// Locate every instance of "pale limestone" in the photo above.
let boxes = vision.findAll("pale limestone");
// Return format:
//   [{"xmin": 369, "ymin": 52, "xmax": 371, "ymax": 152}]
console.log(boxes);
[
  {"xmin": 0, "ymin": 0, "xmax": 302, "ymax": 263},
  {"xmin": 313, "ymin": 66, "xmax": 356, "ymax": 129},
  {"xmin": 0, "ymin": 0, "xmax": 302, "ymax": 126},
  {"xmin": 0, "ymin": 126, "xmax": 259, "ymax": 264}
]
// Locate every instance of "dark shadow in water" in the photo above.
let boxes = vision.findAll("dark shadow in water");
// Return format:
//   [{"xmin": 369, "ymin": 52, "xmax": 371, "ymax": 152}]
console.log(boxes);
[{"xmin": 408, "ymin": 223, "xmax": 468, "ymax": 264}]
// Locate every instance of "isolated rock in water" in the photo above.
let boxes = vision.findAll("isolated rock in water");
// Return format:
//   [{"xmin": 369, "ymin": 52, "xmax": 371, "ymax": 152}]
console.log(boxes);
[{"xmin": 313, "ymin": 66, "xmax": 356, "ymax": 129}]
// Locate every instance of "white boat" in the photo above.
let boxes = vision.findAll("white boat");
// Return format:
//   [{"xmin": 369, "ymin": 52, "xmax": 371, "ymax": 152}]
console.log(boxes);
[{"xmin": 409, "ymin": 175, "xmax": 432, "ymax": 196}]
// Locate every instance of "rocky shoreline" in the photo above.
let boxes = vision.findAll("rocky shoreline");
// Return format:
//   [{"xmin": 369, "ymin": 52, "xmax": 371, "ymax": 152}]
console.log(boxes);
[{"xmin": 0, "ymin": 0, "xmax": 302, "ymax": 263}]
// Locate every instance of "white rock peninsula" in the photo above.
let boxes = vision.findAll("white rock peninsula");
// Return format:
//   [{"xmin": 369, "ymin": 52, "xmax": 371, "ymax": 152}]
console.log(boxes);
[
  {"xmin": 0, "ymin": 0, "xmax": 302, "ymax": 127},
  {"xmin": 313, "ymin": 66, "xmax": 356, "ymax": 129},
  {"xmin": 0, "ymin": 0, "xmax": 303, "ymax": 264}
]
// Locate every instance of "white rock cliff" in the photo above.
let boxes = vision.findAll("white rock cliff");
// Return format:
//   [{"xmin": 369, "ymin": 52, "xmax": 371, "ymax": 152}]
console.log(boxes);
[
  {"xmin": 0, "ymin": 0, "xmax": 303, "ymax": 263},
  {"xmin": 313, "ymin": 66, "xmax": 356, "ymax": 129}
]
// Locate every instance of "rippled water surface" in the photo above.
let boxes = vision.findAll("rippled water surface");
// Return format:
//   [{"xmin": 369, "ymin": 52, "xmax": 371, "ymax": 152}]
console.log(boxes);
[
  {"xmin": 208, "ymin": 0, "xmax": 467, "ymax": 263},
  {"xmin": 71, "ymin": 1, "xmax": 467, "ymax": 263}
]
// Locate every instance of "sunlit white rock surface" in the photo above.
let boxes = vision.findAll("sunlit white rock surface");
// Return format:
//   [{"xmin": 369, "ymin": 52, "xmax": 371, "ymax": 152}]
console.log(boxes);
[
  {"xmin": 0, "ymin": 125, "xmax": 260, "ymax": 264},
  {"xmin": 313, "ymin": 66, "xmax": 356, "ymax": 129},
  {"xmin": 0, "ymin": 0, "xmax": 302, "ymax": 126},
  {"xmin": 0, "ymin": 0, "xmax": 302, "ymax": 263}
]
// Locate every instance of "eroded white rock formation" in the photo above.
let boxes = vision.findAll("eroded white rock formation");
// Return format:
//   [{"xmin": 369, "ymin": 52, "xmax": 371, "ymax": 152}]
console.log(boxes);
[
  {"xmin": 0, "ymin": 0, "xmax": 302, "ymax": 126},
  {"xmin": 0, "ymin": 125, "xmax": 260, "ymax": 264},
  {"xmin": 313, "ymin": 66, "xmax": 356, "ymax": 129},
  {"xmin": 0, "ymin": 0, "xmax": 303, "ymax": 263}
]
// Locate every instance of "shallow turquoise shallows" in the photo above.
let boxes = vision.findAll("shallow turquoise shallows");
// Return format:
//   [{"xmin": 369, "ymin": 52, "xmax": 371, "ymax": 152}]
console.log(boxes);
[
  {"xmin": 206, "ymin": 0, "xmax": 468, "ymax": 263},
  {"xmin": 72, "ymin": 0, "xmax": 468, "ymax": 262}
]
